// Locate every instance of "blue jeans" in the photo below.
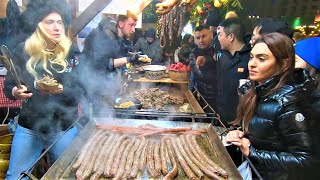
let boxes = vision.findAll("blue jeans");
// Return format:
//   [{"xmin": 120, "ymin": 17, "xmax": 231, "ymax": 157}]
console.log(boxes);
[{"xmin": 6, "ymin": 125, "xmax": 78, "ymax": 180}]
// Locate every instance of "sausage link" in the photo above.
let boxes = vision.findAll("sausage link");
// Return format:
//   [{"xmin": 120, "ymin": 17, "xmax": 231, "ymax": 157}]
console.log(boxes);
[
  {"xmin": 75, "ymin": 131, "xmax": 106, "ymax": 178},
  {"xmin": 153, "ymin": 142, "xmax": 162, "ymax": 177},
  {"xmin": 123, "ymin": 138, "xmax": 141, "ymax": 178},
  {"xmin": 113, "ymin": 138, "xmax": 136, "ymax": 179},
  {"xmin": 138, "ymin": 140, "xmax": 148, "ymax": 171},
  {"xmin": 169, "ymin": 137, "xmax": 196, "ymax": 180},
  {"xmin": 111, "ymin": 139, "xmax": 131, "ymax": 175},
  {"xmin": 163, "ymin": 136, "xmax": 178, "ymax": 180},
  {"xmin": 146, "ymin": 142, "xmax": 158, "ymax": 178},
  {"xmin": 95, "ymin": 133, "xmax": 120, "ymax": 176},
  {"xmin": 180, "ymin": 135, "xmax": 220, "ymax": 179},
  {"xmin": 161, "ymin": 137, "xmax": 169, "ymax": 175},
  {"xmin": 93, "ymin": 133, "xmax": 115, "ymax": 172},
  {"xmin": 175, "ymin": 137, "xmax": 204, "ymax": 179},
  {"xmin": 80, "ymin": 135, "xmax": 109, "ymax": 179},
  {"xmin": 72, "ymin": 130, "xmax": 103, "ymax": 170},
  {"xmin": 188, "ymin": 134, "xmax": 228, "ymax": 178},
  {"xmin": 129, "ymin": 138, "xmax": 148, "ymax": 178},
  {"xmin": 104, "ymin": 134, "xmax": 129, "ymax": 177}
]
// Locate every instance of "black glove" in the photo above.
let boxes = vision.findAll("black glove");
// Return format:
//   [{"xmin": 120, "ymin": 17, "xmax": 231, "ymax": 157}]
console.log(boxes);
[{"xmin": 127, "ymin": 53, "xmax": 139, "ymax": 63}]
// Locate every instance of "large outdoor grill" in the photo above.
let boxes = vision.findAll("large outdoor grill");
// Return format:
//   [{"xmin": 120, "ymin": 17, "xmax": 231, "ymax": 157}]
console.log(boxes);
[
  {"xmin": 94, "ymin": 83, "xmax": 213, "ymax": 122},
  {"xmin": 41, "ymin": 118, "xmax": 241, "ymax": 179}
]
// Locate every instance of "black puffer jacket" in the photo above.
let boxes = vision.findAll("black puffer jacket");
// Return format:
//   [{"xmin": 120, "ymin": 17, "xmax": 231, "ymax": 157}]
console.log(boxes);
[{"xmin": 240, "ymin": 69, "xmax": 319, "ymax": 180}]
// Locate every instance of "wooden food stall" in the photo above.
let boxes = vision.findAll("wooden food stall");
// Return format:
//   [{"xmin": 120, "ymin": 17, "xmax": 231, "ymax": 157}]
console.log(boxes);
[{"xmin": 14, "ymin": 0, "xmax": 236, "ymax": 179}]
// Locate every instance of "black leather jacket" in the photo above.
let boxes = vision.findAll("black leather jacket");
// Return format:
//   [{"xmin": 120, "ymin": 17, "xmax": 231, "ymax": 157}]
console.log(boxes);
[{"xmin": 240, "ymin": 69, "xmax": 319, "ymax": 180}]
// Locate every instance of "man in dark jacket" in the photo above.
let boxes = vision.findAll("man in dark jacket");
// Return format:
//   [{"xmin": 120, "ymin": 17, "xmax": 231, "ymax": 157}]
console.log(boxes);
[
  {"xmin": 216, "ymin": 18, "xmax": 251, "ymax": 126},
  {"xmin": 133, "ymin": 28, "xmax": 162, "ymax": 64},
  {"xmin": 190, "ymin": 25, "xmax": 217, "ymax": 114},
  {"xmin": 81, "ymin": 12, "xmax": 139, "ymax": 102}
]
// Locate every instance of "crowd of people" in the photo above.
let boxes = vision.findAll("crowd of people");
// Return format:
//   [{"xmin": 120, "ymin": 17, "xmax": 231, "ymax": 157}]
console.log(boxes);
[{"xmin": 0, "ymin": 0, "xmax": 319, "ymax": 179}]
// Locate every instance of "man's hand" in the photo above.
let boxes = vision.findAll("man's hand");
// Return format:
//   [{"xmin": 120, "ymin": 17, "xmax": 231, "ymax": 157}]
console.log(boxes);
[
  {"xmin": 12, "ymin": 85, "xmax": 32, "ymax": 100},
  {"xmin": 196, "ymin": 56, "xmax": 206, "ymax": 67}
]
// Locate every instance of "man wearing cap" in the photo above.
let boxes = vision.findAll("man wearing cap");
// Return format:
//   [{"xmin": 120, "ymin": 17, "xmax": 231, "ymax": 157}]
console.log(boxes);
[{"xmin": 133, "ymin": 28, "xmax": 162, "ymax": 64}]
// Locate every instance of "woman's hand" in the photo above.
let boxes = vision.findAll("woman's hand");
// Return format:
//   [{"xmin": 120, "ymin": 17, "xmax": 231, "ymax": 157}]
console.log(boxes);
[
  {"xmin": 12, "ymin": 85, "xmax": 33, "ymax": 100},
  {"xmin": 226, "ymin": 130, "xmax": 251, "ymax": 156}
]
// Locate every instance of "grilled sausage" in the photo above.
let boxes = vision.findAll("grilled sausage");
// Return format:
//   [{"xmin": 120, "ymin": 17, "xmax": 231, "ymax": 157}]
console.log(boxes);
[
  {"xmin": 104, "ymin": 134, "xmax": 129, "ymax": 177},
  {"xmin": 153, "ymin": 142, "xmax": 162, "ymax": 177},
  {"xmin": 129, "ymin": 138, "xmax": 148, "ymax": 178},
  {"xmin": 188, "ymin": 134, "xmax": 228, "ymax": 178},
  {"xmin": 180, "ymin": 135, "xmax": 220, "ymax": 179},
  {"xmin": 80, "ymin": 135, "xmax": 109, "ymax": 179},
  {"xmin": 111, "ymin": 139, "xmax": 131, "ymax": 175},
  {"xmin": 138, "ymin": 140, "xmax": 148, "ymax": 171},
  {"xmin": 161, "ymin": 137, "xmax": 169, "ymax": 175},
  {"xmin": 113, "ymin": 138, "xmax": 136, "ymax": 180},
  {"xmin": 179, "ymin": 135, "xmax": 220, "ymax": 179},
  {"xmin": 123, "ymin": 138, "xmax": 141, "ymax": 177},
  {"xmin": 72, "ymin": 130, "xmax": 103, "ymax": 170},
  {"xmin": 93, "ymin": 133, "xmax": 115, "ymax": 172},
  {"xmin": 75, "ymin": 131, "xmax": 106, "ymax": 178},
  {"xmin": 175, "ymin": 137, "xmax": 204, "ymax": 179},
  {"xmin": 146, "ymin": 142, "xmax": 158, "ymax": 178},
  {"xmin": 169, "ymin": 136, "xmax": 196, "ymax": 180},
  {"xmin": 163, "ymin": 137, "xmax": 178, "ymax": 180},
  {"xmin": 94, "ymin": 133, "xmax": 120, "ymax": 176}
]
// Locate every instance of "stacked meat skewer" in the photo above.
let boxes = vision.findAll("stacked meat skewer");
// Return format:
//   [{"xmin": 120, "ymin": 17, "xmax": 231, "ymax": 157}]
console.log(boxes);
[{"xmin": 72, "ymin": 125, "xmax": 228, "ymax": 180}]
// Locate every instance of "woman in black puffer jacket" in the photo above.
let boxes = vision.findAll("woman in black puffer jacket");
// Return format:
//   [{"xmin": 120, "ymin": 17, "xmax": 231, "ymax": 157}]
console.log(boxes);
[{"xmin": 226, "ymin": 33, "xmax": 320, "ymax": 180}]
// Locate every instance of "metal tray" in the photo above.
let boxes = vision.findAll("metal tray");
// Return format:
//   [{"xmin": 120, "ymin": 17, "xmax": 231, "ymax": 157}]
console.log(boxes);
[
  {"xmin": 105, "ymin": 84, "xmax": 205, "ymax": 116},
  {"xmin": 41, "ymin": 119, "xmax": 241, "ymax": 180}
]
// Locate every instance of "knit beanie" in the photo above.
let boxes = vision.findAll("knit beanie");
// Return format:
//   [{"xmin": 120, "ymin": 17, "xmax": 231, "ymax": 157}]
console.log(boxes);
[
  {"xmin": 295, "ymin": 37, "xmax": 320, "ymax": 70},
  {"xmin": 145, "ymin": 28, "xmax": 156, "ymax": 39},
  {"xmin": 18, "ymin": 0, "xmax": 72, "ymax": 36}
]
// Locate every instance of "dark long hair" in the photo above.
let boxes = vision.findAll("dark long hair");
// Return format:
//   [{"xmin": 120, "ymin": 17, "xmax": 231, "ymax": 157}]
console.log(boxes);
[{"xmin": 231, "ymin": 33, "xmax": 295, "ymax": 131}]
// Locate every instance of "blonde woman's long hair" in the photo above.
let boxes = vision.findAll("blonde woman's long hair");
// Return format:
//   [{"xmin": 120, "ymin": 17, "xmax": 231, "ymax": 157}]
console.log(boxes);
[{"xmin": 25, "ymin": 21, "xmax": 71, "ymax": 80}]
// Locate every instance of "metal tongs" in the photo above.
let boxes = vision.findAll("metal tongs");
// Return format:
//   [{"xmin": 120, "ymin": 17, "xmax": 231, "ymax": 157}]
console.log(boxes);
[{"xmin": 0, "ymin": 45, "xmax": 22, "ymax": 88}]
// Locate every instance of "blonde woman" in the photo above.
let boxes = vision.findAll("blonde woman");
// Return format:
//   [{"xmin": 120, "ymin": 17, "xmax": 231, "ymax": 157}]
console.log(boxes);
[{"xmin": 4, "ymin": 0, "xmax": 84, "ymax": 179}]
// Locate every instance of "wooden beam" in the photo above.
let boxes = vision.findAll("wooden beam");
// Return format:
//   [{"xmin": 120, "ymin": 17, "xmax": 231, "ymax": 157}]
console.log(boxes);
[{"xmin": 70, "ymin": 0, "xmax": 113, "ymax": 37}]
